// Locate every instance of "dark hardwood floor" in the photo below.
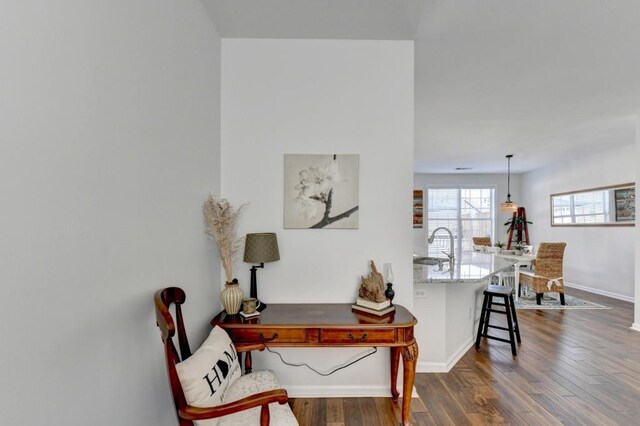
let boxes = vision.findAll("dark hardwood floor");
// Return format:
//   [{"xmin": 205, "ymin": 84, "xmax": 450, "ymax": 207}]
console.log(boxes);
[{"xmin": 291, "ymin": 288, "xmax": 640, "ymax": 425}]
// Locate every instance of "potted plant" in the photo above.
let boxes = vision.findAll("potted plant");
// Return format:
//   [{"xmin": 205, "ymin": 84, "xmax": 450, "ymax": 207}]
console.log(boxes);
[
  {"xmin": 504, "ymin": 216, "xmax": 532, "ymax": 240},
  {"xmin": 203, "ymin": 195, "xmax": 246, "ymax": 314},
  {"xmin": 513, "ymin": 241, "xmax": 526, "ymax": 256},
  {"xmin": 493, "ymin": 241, "xmax": 506, "ymax": 253}
]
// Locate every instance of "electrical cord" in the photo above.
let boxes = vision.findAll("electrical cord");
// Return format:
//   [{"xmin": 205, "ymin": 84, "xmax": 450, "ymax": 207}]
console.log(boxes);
[{"xmin": 265, "ymin": 346, "xmax": 378, "ymax": 376}]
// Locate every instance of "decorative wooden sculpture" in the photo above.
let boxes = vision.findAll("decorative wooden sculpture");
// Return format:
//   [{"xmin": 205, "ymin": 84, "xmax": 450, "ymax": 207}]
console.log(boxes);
[{"xmin": 359, "ymin": 261, "xmax": 387, "ymax": 303}]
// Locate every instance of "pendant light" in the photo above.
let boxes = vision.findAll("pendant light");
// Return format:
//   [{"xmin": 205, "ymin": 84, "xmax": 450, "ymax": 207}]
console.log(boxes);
[{"xmin": 500, "ymin": 154, "xmax": 518, "ymax": 212}]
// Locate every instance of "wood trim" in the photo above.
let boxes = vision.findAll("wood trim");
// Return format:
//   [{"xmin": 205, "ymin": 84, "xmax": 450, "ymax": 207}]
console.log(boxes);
[{"xmin": 550, "ymin": 182, "xmax": 634, "ymax": 197}]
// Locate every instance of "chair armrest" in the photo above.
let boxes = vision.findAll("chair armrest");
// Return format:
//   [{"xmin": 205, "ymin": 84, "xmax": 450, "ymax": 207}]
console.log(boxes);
[
  {"xmin": 179, "ymin": 388, "xmax": 289, "ymax": 421},
  {"xmin": 236, "ymin": 343, "xmax": 266, "ymax": 353}
]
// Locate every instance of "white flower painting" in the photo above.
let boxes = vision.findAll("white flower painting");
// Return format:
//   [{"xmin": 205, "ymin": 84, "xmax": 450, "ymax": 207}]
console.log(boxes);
[{"xmin": 284, "ymin": 154, "xmax": 359, "ymax": 229}]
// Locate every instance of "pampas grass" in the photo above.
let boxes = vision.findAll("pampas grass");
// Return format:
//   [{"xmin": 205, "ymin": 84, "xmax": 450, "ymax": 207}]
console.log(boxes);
[{"xmin": 203, "ymin": 195, "xmax": 246, "ymax": 283}]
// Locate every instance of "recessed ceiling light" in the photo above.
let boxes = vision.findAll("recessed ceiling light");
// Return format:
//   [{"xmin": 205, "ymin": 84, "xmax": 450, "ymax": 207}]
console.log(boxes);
[{"xmin": 455, "ymin": 167, "xmax": 473, "ymax": 170}]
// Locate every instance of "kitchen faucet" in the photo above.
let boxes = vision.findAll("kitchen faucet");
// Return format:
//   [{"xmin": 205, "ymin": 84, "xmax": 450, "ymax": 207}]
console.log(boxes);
[{"xmin": 428, "ymin": 227, "xmax": 455, "ymax": 269}]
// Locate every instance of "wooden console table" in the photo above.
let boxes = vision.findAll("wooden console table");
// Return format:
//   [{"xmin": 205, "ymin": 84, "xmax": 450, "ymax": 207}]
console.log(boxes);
[{"xmin": 211, "ymin": 303, "xmax": 418, "ymax": 426}]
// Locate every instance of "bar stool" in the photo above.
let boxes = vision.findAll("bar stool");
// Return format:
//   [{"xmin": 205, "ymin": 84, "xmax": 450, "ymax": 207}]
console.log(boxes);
[{"xmin": 475, "ymin": 285, "xmax": 521, "ymax": 357}]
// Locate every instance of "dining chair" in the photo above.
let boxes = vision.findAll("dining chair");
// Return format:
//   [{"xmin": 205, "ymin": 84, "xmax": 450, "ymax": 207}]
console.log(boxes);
[
  {"xmin": 472, "ymin": 237, "xmax": 492, "ymax": 252},
  {"xmin": 518, "ymin": 243, "xmax": 566, "ymax": 305},
  {"xmin": 154, "ymin": 287, "xmax": 298, "ymax": 426}
]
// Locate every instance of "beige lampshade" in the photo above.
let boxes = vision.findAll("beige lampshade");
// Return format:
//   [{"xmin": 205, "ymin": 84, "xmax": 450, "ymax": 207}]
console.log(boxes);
[
  {"xmin": 243, "ymin": 233, "xmax": 280, "ymax": 264},
  {"xmin": 500, "ymin": 201, "xmax": 518, "ymax": 212}
]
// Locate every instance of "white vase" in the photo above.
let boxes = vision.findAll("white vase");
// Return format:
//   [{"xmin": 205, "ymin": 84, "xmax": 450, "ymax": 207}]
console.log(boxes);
[{"xmin": 221, "ymin": 282, "xmax": 243, "ymax": 314}]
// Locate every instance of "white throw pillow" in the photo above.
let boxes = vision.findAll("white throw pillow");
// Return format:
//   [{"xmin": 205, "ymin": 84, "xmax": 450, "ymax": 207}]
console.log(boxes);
[{"xmin": 176, "ymin": 326, "xmax": 242, "ymax": 426}]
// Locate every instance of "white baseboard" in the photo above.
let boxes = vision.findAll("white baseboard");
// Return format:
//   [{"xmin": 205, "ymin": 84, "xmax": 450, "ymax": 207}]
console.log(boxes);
[
  {"xmin": 631, "ymin": 323, "xmax": 640, "ymax": 333},
  {"xmin": 416, "ymin": 337, "xmax": 474, "ymax": 373},
  {"xmin": 416, "ymin": 361, "xmax": 448, "ymax": 373},
  {"xmin": 563, "ymin": 281, "xmax": 634, "ymax": 303},
  {"xmin": 284, "ymin": 384, "xmax": 418, "ymax": 399}
]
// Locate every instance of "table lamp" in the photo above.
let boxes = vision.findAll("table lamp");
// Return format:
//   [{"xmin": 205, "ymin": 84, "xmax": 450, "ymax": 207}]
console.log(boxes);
[{"xmin": 243, "ymin": 232, "xmax": 280, "ymax": 311}]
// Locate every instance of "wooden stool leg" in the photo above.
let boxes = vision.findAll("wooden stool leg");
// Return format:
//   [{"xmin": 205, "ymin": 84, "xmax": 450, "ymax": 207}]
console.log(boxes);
[
  {"xmin": 509, "ymin": 293, "xmax": 521, "ymax": 344},
  {"xmin": 503, "ymin": 295, "xmax": 517, "ymax": 357},
  {"xmin": 475, "ymin": 294, "xmax": 489, "ymax": 350},
  {"xmin": 482, "ymin": 296, "xmax": 493, "ymax": 336}
]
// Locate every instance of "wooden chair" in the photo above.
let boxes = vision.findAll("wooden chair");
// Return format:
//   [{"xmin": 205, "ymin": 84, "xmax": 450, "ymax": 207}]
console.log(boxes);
[
  {"xmin": 154, "ymin": 287, "xmax": 298, "ymax": 426},
  {"xmin": 518, "ymin": 243, "xmax": 566, "ymax": 305}
]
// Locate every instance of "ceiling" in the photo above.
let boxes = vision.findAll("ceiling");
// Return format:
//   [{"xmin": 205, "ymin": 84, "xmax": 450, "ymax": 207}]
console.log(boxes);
[{"xmin": 203, "ymin": 0, "xmax": 640, "ymax": 173}]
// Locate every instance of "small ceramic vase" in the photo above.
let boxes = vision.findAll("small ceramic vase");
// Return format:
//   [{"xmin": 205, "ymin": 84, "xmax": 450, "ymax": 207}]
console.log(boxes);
[
  {"xmin": 385, "ymin": 283, "xmax": 395, "ymax": 304},
  {"xmin": 383, "ymin": 263, "xmax": 395, "ymax": 304},
  {"xmin": 221, "ymin": 281, "xmax": 243, "ymax": 314}
]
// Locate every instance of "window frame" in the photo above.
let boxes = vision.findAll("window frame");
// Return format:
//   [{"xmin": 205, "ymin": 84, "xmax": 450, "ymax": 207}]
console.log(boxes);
[{"xmin": 425, "ymin": 185, "xmax": 497, "ymax": 259}]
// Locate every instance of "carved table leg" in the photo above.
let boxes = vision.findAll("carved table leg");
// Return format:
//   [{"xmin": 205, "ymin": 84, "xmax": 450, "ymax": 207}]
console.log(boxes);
[
  {"xmin": 390, "ymin": 346, "xmax": 401, "ymax": 401},
  {"xmin": 245, "ymin": 351, "xmax": 253, "ymax": 374},
  {"xmin": 401, "ymin": 341, "xmax": 419, "ymax": 426}
]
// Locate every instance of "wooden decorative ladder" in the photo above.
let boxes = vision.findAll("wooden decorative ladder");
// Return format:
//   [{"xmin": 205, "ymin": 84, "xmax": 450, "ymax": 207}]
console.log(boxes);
[{"xmin": 507, "ymin": 207, "xmax": 530, "ymax": 250}]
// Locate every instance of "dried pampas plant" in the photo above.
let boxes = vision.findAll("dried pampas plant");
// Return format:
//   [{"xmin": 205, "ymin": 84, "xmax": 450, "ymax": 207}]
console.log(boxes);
[{"xmin": 203, "ymin": 195, "xmax": 246, "ymax": 283}]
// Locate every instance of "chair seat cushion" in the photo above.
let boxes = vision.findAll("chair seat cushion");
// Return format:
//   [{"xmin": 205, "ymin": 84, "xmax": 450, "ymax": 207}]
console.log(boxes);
[
  {"xmin": 518, "ymin": 270, "xmax": 535, "ymax": 287},
  {"xmin": 518, "ymin": 270, "xmax": 564, "ymax": 293},
  {"xmin": 219, "ymin": 370, "xmax": 299, "ymax": 426}
]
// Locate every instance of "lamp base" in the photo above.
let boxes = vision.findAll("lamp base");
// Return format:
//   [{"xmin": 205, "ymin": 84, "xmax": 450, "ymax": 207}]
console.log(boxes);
[{"xmin": 250, "ymin": 264, "xmax": 267, "ymax": 312}]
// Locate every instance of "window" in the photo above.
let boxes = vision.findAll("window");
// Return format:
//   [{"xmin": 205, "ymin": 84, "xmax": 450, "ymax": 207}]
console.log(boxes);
[
  {"xmin": 552, "ymin": 189, "xmax": 611, "ymax": 224},
  {"xmin": 426, "ymin": 187, "xmax": 495, "ymax": 259}
]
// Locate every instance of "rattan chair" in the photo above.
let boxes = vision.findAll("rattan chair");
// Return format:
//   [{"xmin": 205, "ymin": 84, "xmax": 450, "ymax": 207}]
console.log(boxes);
[
  {"xmin": 472, "ymin": 237, "xmax": 492, "ymax": 252},
  {"xmin": 518, "ymin": 243, "xmax": 566, "ymax": 305},
  {"xmin": 472, "ymin": 237, "xmax": 492, "ymax": 247}
]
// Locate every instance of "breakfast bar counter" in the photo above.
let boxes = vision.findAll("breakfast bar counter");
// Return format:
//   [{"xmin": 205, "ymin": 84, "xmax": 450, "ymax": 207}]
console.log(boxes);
[
  {"xmin": 412, "ymin": 252, "xmax": 517, "ymax": 372},
  {"xmin": 413, "ymin": 252, "xmax": 516, "ymax": 284}
]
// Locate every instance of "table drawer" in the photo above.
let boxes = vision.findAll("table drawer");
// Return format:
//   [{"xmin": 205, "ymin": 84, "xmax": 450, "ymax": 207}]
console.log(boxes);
[
  {"xmin": 320, "ymin": 328, "xmax": 396, "ymax": 344},
  {"xmin": 231, "ymin": 328, "xmax": 308, "ymax": 343}
]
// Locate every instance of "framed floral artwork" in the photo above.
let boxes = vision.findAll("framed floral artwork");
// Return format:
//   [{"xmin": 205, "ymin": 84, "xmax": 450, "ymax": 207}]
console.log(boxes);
[
  {"xmin": 615, "ymin": 187, "xmax": 635, "ymax": 222},
  {"xmin": 284, "ymin": 154, "xmax": 359, "ymax": 229}
]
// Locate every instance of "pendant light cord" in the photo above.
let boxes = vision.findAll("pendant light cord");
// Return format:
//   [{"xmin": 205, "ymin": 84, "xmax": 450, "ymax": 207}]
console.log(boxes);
[{"xmin": 506, "ymin": 154, "xmax": 513, "ymax": 200}]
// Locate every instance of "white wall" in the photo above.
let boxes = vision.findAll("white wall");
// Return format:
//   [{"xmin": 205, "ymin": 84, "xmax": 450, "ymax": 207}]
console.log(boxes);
[
  {"xmin": 634, "ymin": 116, "xmax": 640, "ymax": 330},
  {"xmin": 1, "ymin": 2, "xmax": 222, "ymax": 425},
  {"xmin": 521, "ymin": 144, "xmax": 636, "ymax": 300},
  {"xmin": 413, "ymin": 173, "xmax": 522, "ymax": 253},
  {"xmin": 221, "ymin": 39, "xmax": 414, "ymax": 396}
]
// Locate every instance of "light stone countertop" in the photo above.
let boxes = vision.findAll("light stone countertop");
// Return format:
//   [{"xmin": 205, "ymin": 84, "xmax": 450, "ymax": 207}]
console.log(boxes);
[{"xmin": 413, "ymin": 252, "xmax": 517, "ymax": 284}]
